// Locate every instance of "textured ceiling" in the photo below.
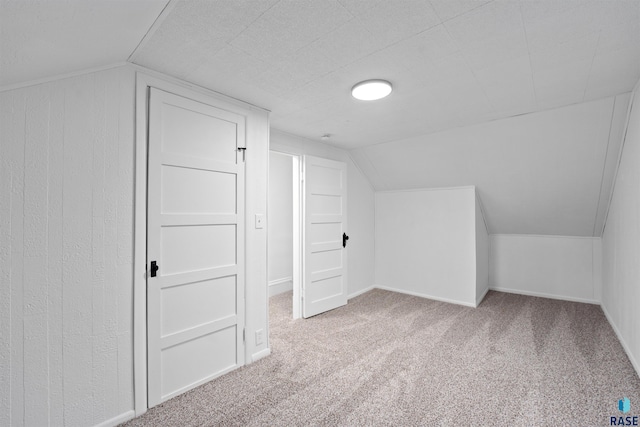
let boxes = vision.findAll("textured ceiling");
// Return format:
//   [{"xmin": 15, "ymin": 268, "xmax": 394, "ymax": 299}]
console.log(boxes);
[
  {"xmin": 132, "ymin": 0, "xmax": 640, "ymax": 149},
  {"xmin": 351, "ymin": 93, "xmax": 631, "ymax": 236},
  {"xmin": 0, "ymin": 0, "xmax": 169, "ymax": 86}
]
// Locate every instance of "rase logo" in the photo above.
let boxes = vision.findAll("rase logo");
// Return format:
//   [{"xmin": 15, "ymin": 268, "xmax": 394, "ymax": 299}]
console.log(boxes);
[{"xmin": 611, "ymin": 398, "xmax": 638, "ymax": 426}]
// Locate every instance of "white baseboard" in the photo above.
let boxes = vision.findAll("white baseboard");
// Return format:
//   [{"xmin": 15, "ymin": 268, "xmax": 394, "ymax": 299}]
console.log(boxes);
[
  {"xmin": 601, "ymin": 303, "xmax": 640, "ymax": 378},
  {"xmin": 95, "ymin": 410, "xmax": 136, "ymax": 427},
  {"xmin": 268, "ymin": 277, "xmax": 293, "ymax": 297},
  {"xmin": 375, "ymin": 285, "xmax": 476, "ymax": 307},
  {"xmin": 251, "ymin": 347, "xmax": 271, "ymax": 363},
  {"xmin": 348, "ymin": 285, "xmax": 375, "ymax": 300},
  {"xmin": 489, "ymin": 286, "xmax": 599, "ymax": 305},
  {"xmin": 476, "ymin": 286, "xmax": 489, "ymax": 307}
]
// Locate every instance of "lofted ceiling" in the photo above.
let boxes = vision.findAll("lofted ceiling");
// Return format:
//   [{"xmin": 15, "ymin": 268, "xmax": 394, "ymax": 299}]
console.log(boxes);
[
  {"xmin": 352, "ymin": 93, "xmax": 631, "ymax": 236},
  {"xmin": 1, "ymin": 0, "xmax": 639, "ymax": 237},
  {"xmin": 0, "ymin": 0, "xmax": 169, "ymax": 86}
]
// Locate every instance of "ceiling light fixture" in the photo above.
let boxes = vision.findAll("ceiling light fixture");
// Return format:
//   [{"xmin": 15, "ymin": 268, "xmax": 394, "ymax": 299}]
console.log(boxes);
[{"xmin": 351, "ymin": 79, "xmax": 392, "ymax": 101}]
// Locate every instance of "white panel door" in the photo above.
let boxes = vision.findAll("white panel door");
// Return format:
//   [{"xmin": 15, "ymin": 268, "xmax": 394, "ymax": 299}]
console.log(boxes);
[
  {"xmin": 302, "ymin": 156, "xmax": 348, "ymax": 318},
  {"xmin": 147, "ymin": 88, "xmax": 245, "ymax": 407}
]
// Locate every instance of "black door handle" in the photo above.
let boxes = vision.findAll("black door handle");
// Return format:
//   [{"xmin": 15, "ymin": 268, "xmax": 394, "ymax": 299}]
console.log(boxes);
[
  {"xmin": 150, "ymin": 261, "xmax": 159, "ymax": 277},
  {"xmin": 343, "ymin": 233, "xmax": 349, "ymax": 248}
]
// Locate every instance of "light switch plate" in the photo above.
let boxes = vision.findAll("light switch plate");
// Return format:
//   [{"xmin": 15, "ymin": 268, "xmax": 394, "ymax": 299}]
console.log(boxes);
[{"xmin": 255, "ymin": 214, "xmax": 265, "ymax": 229}]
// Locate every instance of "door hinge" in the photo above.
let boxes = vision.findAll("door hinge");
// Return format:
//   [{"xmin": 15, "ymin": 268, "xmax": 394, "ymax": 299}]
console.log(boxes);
[
  {"xmin": 237, "ymin": 147, "xmax": 246, "ymax": 162},
  {"xmin": 242, "ymin": 328, "xmax": 246, "ymax": 342}
]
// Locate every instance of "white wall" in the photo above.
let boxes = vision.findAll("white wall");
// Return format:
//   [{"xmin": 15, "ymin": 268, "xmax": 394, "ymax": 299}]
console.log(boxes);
[
  {"xmin": 490, "ymin": 235, "xmax": 601, "ymax": 304},
  {"xmin": 268, "ymin": 151, "xmax": 293, "ymax": 295},
  {"xmin": 0, "ymin": 66, "xmax": 136, "ymax": 426},
  {"xmin": 475, "ymin": 193, "xmax": 490, "ymax": 305},
  {"xmin": 270, "ymin": 129, "xmax": 375, "ymax": 298},
  {"xmin": 602, "ymin": 80, "xmax": 640, "ymax": 375},
  {"xmin": 375, "ymin": 187, "xmax": 477, "ymax": 306}
]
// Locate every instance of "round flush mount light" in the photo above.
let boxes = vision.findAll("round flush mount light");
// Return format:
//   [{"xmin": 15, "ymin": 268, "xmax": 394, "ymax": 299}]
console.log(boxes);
[{"xmin": 351, "ymin": 79, "xmax": 393, "ymax": 101}]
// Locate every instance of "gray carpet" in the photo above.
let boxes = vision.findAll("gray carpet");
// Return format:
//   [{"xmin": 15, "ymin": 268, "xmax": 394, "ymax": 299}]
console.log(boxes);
[{"xmin": 123, "ymin": 289, "xmax": 640, "ymax": 426}]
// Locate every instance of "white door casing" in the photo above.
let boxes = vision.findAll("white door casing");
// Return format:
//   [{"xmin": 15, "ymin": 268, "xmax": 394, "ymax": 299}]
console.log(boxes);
[
  {"xmin": 147, "ymin": 88, "xmax": 245, "ymax": 407},
  {"xmin": 302, "ymin": 155, "xmax": 348, "ymax": 318}
]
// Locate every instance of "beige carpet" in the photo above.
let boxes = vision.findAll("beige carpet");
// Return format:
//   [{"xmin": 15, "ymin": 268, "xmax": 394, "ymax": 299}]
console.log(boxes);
[{"xmin": 123, "ymin": 289, "xmax": 640, "ymax": 426}]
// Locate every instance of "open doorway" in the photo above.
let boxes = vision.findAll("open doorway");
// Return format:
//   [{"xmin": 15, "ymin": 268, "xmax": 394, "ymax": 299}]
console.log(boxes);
[
  {"xmin": 268, "ymin": 151, "xmax": 350, "ymax": 321},
  {"xmin": 268, "ymin": 150, "xmax": 302, "ymax": 319}
]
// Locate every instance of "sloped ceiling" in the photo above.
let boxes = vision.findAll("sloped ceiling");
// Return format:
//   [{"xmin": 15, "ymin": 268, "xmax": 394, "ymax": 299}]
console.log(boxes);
[
  {"xmin": 0, "ymin": 0, "xmax": 169, "ymax": 86},
  {"xmin": 352, "ymin": 93, "xmax": 631, "ymax": 236},
  {"xmin": 1, "ymin": 0, "xmax": 639, "ymax": 237}
]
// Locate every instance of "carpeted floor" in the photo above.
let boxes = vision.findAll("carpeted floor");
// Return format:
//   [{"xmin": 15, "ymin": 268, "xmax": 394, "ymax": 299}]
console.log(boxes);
[{"xmin": 123, "ymin": 289, "xmax": 640, "ymax": 426}]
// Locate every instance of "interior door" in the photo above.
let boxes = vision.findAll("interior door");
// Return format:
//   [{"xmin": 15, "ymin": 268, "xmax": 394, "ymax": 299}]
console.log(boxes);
[
  {"xmin": 147, "ymin": 87, "xmax": 245, "ymax": 407},
  {"xmin": 302, "ymin": 155, "xmax": 348, "ymax": 318}
]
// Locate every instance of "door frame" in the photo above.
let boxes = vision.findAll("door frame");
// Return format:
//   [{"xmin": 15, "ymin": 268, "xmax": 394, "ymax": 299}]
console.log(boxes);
[
  {"xmin": 268, "ymin": 149, "xmax": 304, "ymax": 319},
  {"xmin": 133, "ymin": 72, "xmax": 254, "ymax": 416}
]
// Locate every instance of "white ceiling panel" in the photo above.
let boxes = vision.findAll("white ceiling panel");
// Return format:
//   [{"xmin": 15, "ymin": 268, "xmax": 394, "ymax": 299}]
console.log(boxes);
[
  {"xmin": 390, "ymin": 26, "xmax": 460, "ymax": 71},
  {"xmin": 460, "ymin": 31, "xmax": 529, "ymax": 72},
  {"xmin": 229, "ymin": 0, "xmax": 352, "ymax": 63},
  {"xmin": 444, "ymin": 1, "xmax": 525, "ymax": 46},
  {"xmin": 533, "ymin": 58, "xmax": 593, "ymax": 109},
  {"xmin": 521, "ymin": 0, "xmax": 602, "ymax": 52},
  {"xmin": 132, "ymin": 0, "xmax": 280, "ymax": 76},
  {"xmin": 586, "ymin": 47, "xmax": 640, "ymax": 100},
  {"xmin": 308, "ymin": 18, "xmax": 380, "ymax": 70},
  {"xmin": 355, "ymin": 0, "xmax": 441, "ymax": 47},
  {"xmin": 336, "ymin": 0, "xmax": 384, "ymax": 16},
  {"xmin": 429, "ymin": 0, "xmax": 491, "ymax": 22},
  {"xmin": 483, "ymin": 73, "xmax": 537, "ymax": 116},
  {"xmin": 474, "ymin": 56, "xmax": 532, "ymax": 88},
  {"xmin": 528, "ymin": 31, "xmax": 599, "ymax": 71},
  {"xmin": 408, "ymin": 52, "xmax": 476, "ymax": 85},
  {"xmin": 0, "ymin": 0, "xmax": 169, "ymax": 86},
  {"xmin": 188, "ymin": 44, "xmax": 268, "ymax": 87}
]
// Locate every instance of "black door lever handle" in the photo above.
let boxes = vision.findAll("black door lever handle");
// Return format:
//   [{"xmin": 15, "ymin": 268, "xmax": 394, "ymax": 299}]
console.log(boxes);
[
  {"xmin": 343, "ymin": 233, "xmax": 349, "ymax": 248},
  {"xmin": 150, "ymin": 261, "xmax": 159, "ymax": 277}
]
